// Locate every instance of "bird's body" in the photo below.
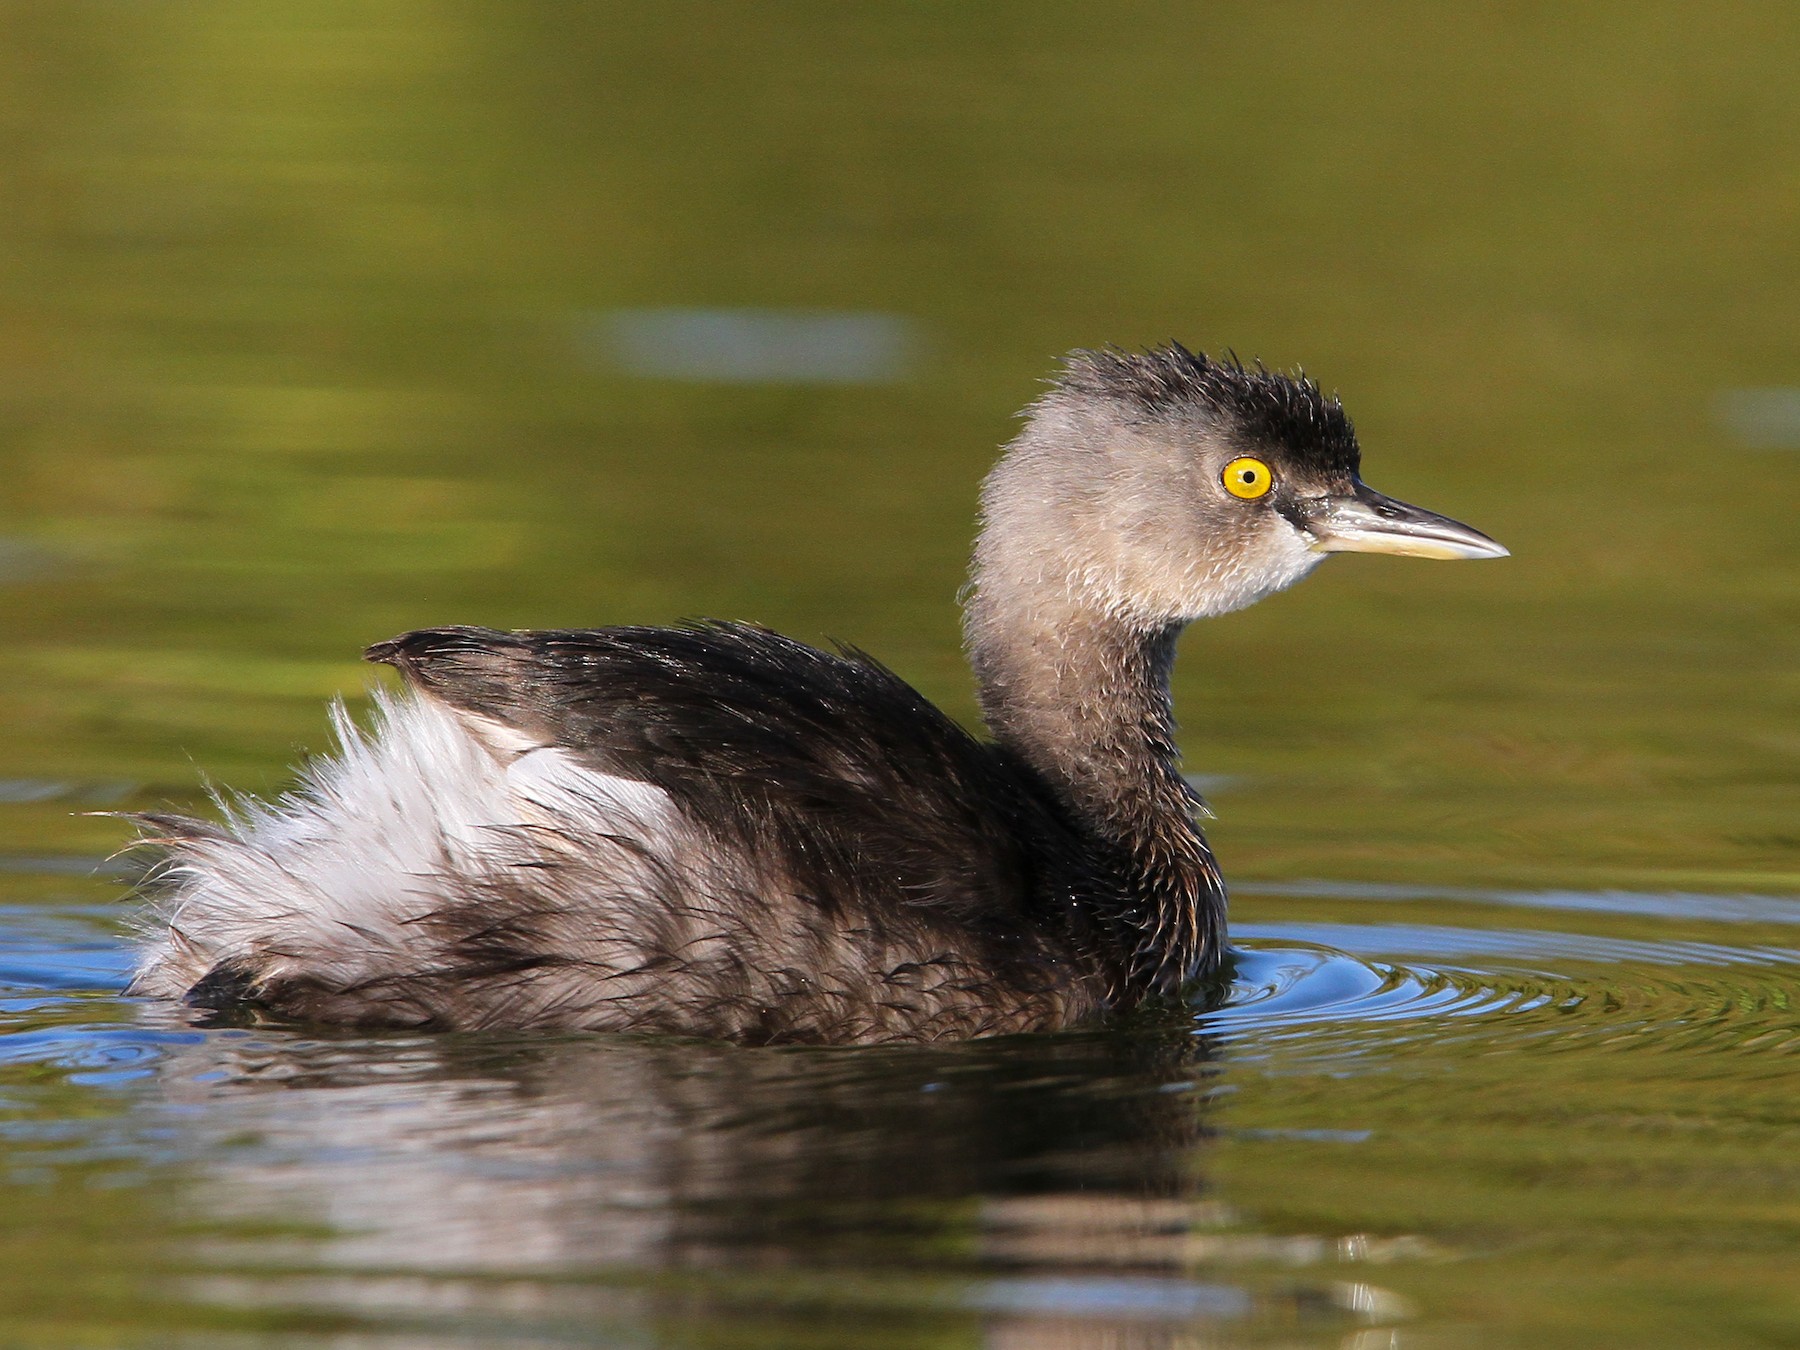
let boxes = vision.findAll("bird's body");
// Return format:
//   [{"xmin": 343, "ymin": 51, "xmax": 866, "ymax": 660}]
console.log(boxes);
[
  {"xmin": 130, "ymin": 346, "xmax": 1504, "ymax": 1043},
  {"xmin": 139, "ymin": 624, "xmax": 1137, "ymax": 1041}
]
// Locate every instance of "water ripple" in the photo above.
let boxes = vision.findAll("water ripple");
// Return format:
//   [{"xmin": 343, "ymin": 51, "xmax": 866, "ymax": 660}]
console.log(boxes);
[
  {"xmin": 1215, "ymin": 941, "xmax": 1535, "ymax": 1032},
  {"xmin": 1214, "ymin": 930, "xmax": 1800, "ymax": 1058}
]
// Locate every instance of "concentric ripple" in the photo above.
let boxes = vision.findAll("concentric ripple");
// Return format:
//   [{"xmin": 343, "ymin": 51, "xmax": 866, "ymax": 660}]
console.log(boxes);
[
  {"xmin": 1209, "ymin": 912, "xmax": 1800, "ymax": 1059},
  {"xmin": 1213, "ymin": 940, "xmax": 1543, "ymax": 1031}
]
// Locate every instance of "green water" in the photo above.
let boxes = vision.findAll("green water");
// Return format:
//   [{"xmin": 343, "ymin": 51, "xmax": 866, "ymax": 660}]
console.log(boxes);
[{"xmin": 1, "ymin": 4, "xmax": 1797, "ymax": 1346}]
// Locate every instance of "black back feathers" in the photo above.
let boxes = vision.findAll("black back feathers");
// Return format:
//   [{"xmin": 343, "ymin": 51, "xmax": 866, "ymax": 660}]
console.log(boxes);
[{"xmin": 368, "ymin": 622, "xmax": 1109, "ymax": 954}]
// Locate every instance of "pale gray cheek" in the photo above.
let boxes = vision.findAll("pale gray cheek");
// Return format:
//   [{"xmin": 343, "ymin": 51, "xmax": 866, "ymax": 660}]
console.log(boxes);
[
  {"xmin": 1192, "ymin": 525, "xmax": 1323, "ymax": 618},
  {"xmin": 1268, "ymin": 527, "xmax": 1328, "ymax": 590}
]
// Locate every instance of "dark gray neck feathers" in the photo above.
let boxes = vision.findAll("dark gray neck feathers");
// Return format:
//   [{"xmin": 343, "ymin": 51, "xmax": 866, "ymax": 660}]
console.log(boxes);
[{"xmin": 964, "ymin": 502, "xmax": 1224, "ymax": 995}]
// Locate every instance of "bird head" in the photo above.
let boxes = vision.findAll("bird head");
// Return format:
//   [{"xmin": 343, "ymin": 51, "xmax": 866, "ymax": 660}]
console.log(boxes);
[{"xmin": 976, "ymin": 345, "xmax": 1506, "ymax": 630}]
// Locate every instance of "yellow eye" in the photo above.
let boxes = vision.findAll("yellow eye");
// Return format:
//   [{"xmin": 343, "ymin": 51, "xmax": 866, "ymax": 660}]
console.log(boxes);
[{"xmin": 1221, "ymin": 456, "xmax": 1274, "ymax": 500}]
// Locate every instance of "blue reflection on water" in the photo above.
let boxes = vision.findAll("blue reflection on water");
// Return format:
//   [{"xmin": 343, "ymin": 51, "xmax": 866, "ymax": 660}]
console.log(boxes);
[
  {"xmin": 1237, "ymin": 878, "xmax": 1800, "ymax": 925},
  {"xmin": 1717, "ymin": 387, "xmax": 1800, "ymax": 448},
  {"xmin": 589, "ymin": 307, "xmax": 917, "ymax": 383},
  {"xmin": 966, "ymin": 1274, "xmax": 1252, "ymax": 1320}
]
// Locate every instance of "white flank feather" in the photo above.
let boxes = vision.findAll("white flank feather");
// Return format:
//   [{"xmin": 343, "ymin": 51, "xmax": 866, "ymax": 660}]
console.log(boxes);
[{"xmin": 130, "ymin": 688, "xmax": 677, "ymax": 999}]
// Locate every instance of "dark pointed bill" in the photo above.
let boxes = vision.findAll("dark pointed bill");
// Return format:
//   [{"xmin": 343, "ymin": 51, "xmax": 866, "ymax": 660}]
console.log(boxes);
[{"xmin": 1302, "ymin": 483, "xmax": 1509, "ymax": 561}]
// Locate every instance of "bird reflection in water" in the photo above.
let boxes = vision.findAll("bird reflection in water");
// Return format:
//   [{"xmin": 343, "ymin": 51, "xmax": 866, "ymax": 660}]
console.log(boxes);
[{"xmin": 142, "ymin": 1019, "xmax": 1392, "ymax": 1346}]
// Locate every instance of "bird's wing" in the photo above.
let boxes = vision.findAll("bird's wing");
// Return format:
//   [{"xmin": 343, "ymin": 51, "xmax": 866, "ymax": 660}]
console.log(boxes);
[{"xmin": 365, "ymin": 622, "xmax": 1083, "ymax": 931}]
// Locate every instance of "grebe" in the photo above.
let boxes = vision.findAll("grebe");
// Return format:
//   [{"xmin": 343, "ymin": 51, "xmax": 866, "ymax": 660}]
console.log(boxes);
[{"xmin": 129, "ymin": 345, "xmax": 1505, "ymax": 1043}]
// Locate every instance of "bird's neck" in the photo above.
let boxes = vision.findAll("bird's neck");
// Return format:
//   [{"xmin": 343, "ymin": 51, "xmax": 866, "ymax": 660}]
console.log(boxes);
[{"xmin": 963, "ymin": 582, "xmax": 1223, "ymax": 996}]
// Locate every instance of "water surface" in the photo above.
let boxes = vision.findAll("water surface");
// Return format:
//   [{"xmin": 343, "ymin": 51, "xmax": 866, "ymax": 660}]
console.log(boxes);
[{"xmin": 1, "ymin": 5, "xmax": 1797, "ymax": 1346}]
